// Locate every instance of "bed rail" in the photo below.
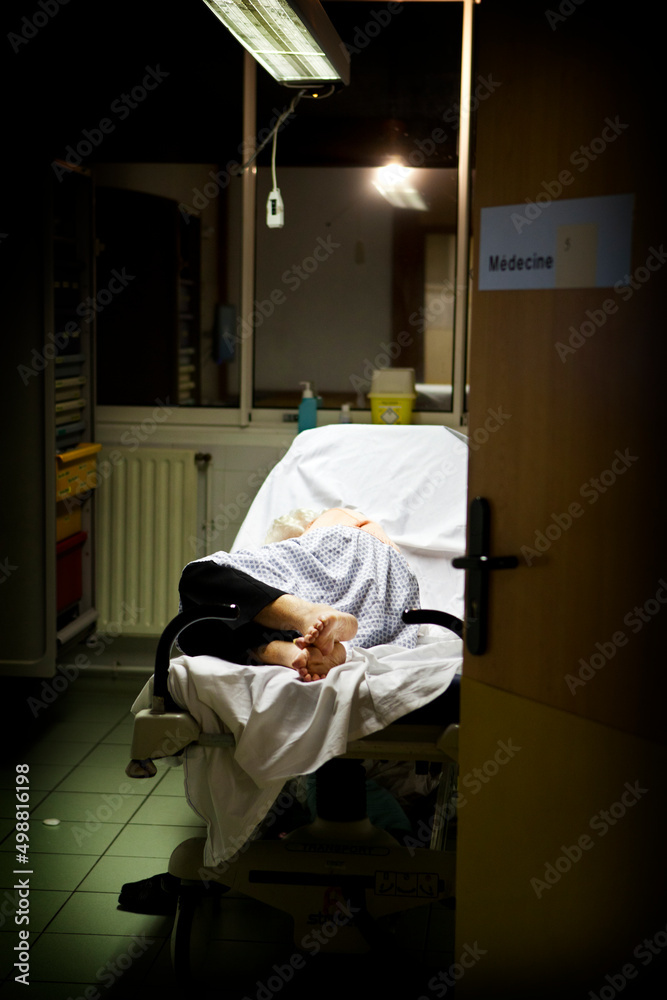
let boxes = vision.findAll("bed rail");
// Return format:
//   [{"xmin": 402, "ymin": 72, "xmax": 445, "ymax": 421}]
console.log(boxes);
[
  {"xmin": 127, "ymin": 604, "xmax": 462, "ymax": 778},
  {"xmin": 127, "ymin": 605, "xmax": 239, "ymax": 776},
  {"xmin": 402, "ymin": 607, "xmax": 464, "ymax": 638},
  {"xmin": 151, "ymin": 604, "xmax": 239, "ymax": 711}
]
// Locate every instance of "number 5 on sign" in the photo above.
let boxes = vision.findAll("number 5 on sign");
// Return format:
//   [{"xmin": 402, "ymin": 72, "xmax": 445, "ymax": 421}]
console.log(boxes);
[{"xmin": 555, "ymin": 223, "xmax": 598, "ymax": 287}]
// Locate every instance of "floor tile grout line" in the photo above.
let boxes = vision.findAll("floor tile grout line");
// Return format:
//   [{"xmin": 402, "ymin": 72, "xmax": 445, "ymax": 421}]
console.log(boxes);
[
  {"xmin": 2, "ymin": 699, "xmax": 149, "ymax": 963},
  {"xmin": 0, "ymin": 676, "xmax": 177, "ymax": 987}
]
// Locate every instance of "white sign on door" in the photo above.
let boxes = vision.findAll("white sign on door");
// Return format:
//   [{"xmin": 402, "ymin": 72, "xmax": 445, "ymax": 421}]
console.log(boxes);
[{"xmin": 478, "ymin": 193, "xmax": 634, "ymax": 290}]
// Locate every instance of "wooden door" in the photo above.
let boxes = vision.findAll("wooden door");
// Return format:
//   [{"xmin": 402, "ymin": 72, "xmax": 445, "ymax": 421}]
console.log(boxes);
[{"xmin": 454, "ymin": 3, "xmax": 666, "ymax": 996}]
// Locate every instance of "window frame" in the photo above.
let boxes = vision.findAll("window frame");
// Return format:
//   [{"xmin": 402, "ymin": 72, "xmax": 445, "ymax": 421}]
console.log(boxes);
[{"xmin": 96, "ymin": 0, "xmax": 475, "ymax": 434}]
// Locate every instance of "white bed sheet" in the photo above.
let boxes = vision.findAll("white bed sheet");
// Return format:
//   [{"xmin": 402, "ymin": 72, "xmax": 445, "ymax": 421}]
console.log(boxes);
[
  {"xmin": 131, "ymin": 425, "xmax": 468, "ymax": 866},
  {"xmin": 132, "ymin": 628, "xmax": 462, "ymax": 867},
  {"xmin": 232, "ymin": 424, "xmax": 469, "ymax": 617}
]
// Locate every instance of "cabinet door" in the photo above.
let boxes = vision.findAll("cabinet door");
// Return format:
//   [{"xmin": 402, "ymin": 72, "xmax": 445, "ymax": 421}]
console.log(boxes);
[{"xmin": 96, "ymin": 187, "xmax": 180, "ymax": 406}]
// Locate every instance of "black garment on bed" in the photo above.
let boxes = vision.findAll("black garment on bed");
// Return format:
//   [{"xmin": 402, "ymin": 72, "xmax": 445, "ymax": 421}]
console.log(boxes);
[{"xmin": 177, "ymin": 561, "xmax": 298, "ymax": 664}]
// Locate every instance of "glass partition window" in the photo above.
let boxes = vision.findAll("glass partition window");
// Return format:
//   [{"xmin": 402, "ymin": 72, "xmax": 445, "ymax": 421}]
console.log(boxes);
[
  {"xmin": 94, "ymin": 2, "xmax": 473, "ymax": 422},
  {"xmin": 252, "ymin": 166, "xmax": 458, "ymax": 412}
]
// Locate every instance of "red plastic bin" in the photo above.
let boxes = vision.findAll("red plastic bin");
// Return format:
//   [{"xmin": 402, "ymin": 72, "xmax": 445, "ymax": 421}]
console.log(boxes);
[{"xmin": 56, "ymin": 530, "xmax": 87, "ymax": 612}]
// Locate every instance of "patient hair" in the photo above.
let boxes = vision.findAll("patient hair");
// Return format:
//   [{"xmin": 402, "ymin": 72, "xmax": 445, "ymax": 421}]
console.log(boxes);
[{"xmin": 263, "ymin": 508, "xmax": 323, "ymax": 545}]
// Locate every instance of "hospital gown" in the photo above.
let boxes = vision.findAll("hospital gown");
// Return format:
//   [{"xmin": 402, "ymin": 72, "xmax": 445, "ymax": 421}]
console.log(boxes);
[
  {"xmin": 131, "ymin": 526, "xmax": 462, "ymax": 866},
  {"xmin": 181, "ymin": 525, "xmax": 422, "ymax": 655}
]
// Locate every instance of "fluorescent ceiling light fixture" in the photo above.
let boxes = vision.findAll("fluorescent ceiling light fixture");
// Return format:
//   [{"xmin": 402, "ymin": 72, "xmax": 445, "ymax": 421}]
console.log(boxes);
[
  {"xmin": 373, "ymin": 163, "xmax": 429, "ymax": 211},
  {"xmin": 202, "ymin": 0, "xmax": 350, "ymax": 85}
]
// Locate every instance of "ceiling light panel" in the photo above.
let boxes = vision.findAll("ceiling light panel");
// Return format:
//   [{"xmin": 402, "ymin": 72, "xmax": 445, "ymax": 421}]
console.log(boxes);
[{"xmin": 202, "ymin": 0, "xmax": 350, "ymax": 85}]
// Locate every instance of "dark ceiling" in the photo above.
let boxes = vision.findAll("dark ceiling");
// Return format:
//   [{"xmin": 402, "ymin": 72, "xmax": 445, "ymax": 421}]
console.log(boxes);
[{"xmin": 6, "ymin": 0, "xmax": 464, "ymax": 170}]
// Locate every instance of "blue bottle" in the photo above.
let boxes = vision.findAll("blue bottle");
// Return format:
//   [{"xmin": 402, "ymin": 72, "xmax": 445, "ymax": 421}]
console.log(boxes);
[{"xmin": 298, "ymin": 382, "xmax": 318, "ymax": 432}]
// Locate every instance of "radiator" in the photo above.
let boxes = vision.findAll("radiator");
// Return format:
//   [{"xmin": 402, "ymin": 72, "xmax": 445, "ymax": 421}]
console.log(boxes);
[{"xmin": 95, "ymin": 447, "xmax": 198, "ymax": 636}]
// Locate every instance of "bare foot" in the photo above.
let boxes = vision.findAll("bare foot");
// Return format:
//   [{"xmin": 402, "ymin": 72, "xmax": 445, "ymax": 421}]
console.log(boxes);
[
  {"xmin": 250, "ymin": 638, "xmax": 346, "ymax": 683},
  {"xmin": 251, "ymin": 639, "xmax": 303, "ymax": 672},
  {"xmin": 295, "ymin": 606, "xmax": 357, "ymax": 655},
  {"xmin": 254, "ymin": 597, "xmax": 357, "ymax": 657},
  {"xmin": 292, "ymin": 640, "xmax": 348, "ymax": 682}
]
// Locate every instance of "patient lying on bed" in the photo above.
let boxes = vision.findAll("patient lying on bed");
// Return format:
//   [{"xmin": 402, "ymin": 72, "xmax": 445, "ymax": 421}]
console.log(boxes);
[
  {"xmin": 177, "ymin": 507, "xmax": 420, "ymax": 682},
  {"xmin": 119, "ymin": 507, "xmax": 433, "ymax": 912}
]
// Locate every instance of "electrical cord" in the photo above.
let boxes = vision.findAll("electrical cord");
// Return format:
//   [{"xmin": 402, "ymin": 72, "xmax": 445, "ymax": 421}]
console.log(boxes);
[
  {"xmin": 236, "ymin": 84, "xmax": 337, "ymax": 175},
  {"xmin": 236, "ymin": 83, "xmax": 338, "ymax": 227},
  {"xmin": 237, "ymin": 89, "xmax": 305, "ymax": 175}
]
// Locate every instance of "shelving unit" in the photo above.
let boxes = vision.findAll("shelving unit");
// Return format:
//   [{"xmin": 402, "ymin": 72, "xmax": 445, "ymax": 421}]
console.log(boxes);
[{"xmin": 51, "ymin": 164, "xmax": 100, "ymax": 649}]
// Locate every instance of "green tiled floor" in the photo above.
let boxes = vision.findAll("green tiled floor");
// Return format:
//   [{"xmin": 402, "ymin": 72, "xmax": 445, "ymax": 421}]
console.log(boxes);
[
  {"xmin": 2, "ymin": 672, "xmax": 456, "ymax": 1000},
  {"xmin": 1, "ymin": 672, "xmax": 187, "ymax": 1000}
]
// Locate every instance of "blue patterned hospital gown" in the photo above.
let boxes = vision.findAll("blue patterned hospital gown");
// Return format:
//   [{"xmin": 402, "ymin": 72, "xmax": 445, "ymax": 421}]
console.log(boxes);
[{"xmin": 195, "ymin": 526, "xmax": 421, "ymax": 649}]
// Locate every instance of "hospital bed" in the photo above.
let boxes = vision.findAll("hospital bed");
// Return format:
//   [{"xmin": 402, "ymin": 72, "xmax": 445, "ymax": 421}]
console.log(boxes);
[{"xmin": 125, "ymin": 423, "xmax": 468, "ymax": 987}]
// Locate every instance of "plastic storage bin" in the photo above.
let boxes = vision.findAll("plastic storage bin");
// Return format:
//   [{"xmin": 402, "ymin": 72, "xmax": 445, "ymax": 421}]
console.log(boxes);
[
  {"xmin": 56, "ymin": 501, "xmax": 83, "ymax": 542},
  {"xmin": 56, "ymin": 530, "xmax": 87, "ymax": 612},
  {"xmin": 56, "ymin": 442, "xmax": 102, "ymax": 502},
  {"xmin": 368, "ymin": 368, "xmax": 416, "ymax": 424}
]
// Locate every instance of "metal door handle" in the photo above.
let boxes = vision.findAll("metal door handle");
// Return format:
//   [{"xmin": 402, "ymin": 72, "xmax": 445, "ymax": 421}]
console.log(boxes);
[{"xmin": 452, "ymin": 496, "xmax": 518, "ymax": 655}]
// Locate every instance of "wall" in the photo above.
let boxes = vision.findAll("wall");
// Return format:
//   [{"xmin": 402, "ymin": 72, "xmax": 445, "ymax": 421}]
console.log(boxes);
[{"xmin": 253, "ymin": 166, "xmax": 393, "ymax": 399}]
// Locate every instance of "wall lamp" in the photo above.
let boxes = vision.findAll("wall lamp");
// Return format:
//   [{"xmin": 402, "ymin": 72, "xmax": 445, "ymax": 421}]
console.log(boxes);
[
  {"xmin": 201, "ymin": 0, "xmax": 350, "ymax": 86},
  {"xmin": 372, "ymin": 162, "xmax": 429, "ymax": 211}
]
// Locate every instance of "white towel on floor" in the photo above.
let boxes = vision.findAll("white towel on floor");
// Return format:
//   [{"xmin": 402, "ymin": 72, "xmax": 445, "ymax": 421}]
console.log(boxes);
[{"xmin": 131, "ymin": 628, "xmax": 461, "ymax": 867}]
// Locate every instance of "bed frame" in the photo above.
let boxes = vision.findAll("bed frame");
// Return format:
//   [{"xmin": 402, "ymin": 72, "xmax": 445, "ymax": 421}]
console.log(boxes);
[{"xmin": 126, "ymin": 604, "xmax": 461, "ymax": 981}]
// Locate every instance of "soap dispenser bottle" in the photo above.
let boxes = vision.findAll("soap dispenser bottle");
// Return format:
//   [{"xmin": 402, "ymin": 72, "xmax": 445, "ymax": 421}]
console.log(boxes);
[{"xmin": 298, "ymin": 382, "xmax": 318, "ymax": 432}]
